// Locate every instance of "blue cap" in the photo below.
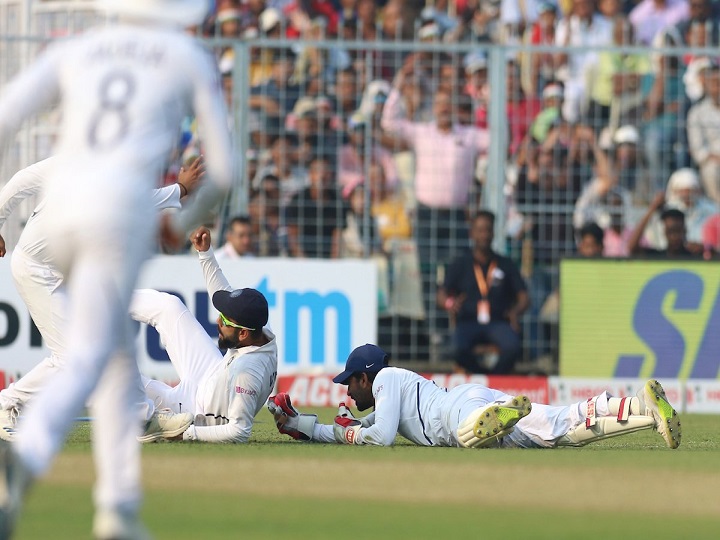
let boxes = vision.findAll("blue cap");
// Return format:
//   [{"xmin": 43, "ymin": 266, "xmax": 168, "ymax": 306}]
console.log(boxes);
[
  {"xmin": 332, "ymin": 344, "xmax": 388, "ymax": 384},
  {"xmin": 212, "ymin": 288, "xmax": 268, "ymax": 331}
]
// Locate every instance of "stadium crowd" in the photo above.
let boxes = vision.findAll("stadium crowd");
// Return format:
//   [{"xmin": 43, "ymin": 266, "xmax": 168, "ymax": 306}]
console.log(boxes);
[{"xmin": 9, "ymin": 0, "xmax": 720, "ymax": 372}]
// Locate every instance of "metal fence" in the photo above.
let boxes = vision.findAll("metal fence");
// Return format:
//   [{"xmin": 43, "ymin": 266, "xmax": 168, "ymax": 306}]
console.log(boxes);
[{"xmin": 3, "ymin": 0, "xmax": 720, "ymax": 373}]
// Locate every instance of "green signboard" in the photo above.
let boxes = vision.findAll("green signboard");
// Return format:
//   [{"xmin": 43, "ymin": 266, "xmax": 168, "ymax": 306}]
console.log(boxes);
[{"xmin": 560, "ymin": 259, "xmax": 720, "ymax": 379}]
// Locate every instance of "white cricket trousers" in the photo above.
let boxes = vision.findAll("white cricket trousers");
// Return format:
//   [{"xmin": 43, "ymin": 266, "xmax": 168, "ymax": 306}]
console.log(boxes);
[
  {"xmin": 450, "ymin": 385, "xmax": 611, "ymax": 448},
  {"xmin": 0, "ymin": 249, "xmax": 66, "ymax": 410},
  {"xmin": 129, "ymin": 289, "xmax": 225, "ymax": 417},
  {"xmin": 15, "ymin": 203, "xmax": 153, "ymax": 514},
  {"xmin": 1, "ymin": 247, "xmax": 155, "ymax": 423}
]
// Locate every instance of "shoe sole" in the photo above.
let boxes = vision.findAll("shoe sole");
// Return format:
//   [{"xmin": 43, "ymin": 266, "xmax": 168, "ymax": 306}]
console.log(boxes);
[
  {"xmin": 645, "ymin": 380, "xmax": 681, "ymax": 449},
  {"xmin": 137, "ymin": 418, "xmax": 193, "ymax": 443},
  {"xmin": 472, "ymin": 395, "xmax": 532, "ymax": 448}
]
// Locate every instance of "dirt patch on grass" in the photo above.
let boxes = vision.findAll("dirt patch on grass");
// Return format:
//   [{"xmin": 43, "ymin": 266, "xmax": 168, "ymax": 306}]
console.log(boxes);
[{"xmin": 47, "ymin": 453, "xmax": 719, "ymax": 518}]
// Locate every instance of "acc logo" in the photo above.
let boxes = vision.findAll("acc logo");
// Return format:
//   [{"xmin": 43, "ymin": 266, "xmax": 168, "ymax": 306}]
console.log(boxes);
[{"xmin": 235, "ymin": 386, "xmax": 257, "ymax": 396}]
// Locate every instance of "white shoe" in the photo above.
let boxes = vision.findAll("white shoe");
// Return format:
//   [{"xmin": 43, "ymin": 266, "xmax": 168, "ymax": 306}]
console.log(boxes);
[
  {"xmin": 0, "ymin": 439, "xmax": 33, "ymax": 539},
  {"xmin": 92, "ymin": 509, "xmax": 152, "ymax": 540},
  {"xmin": 0, "ymin": 408, "xmax": 19, "ymax": 443},
  {"xmin": 636, "ymin": 380, "xmax": 681, "ymax": 449},
  {"xmin": 138, "ymin": 409, "xmax": 193, "ymax": 443}
]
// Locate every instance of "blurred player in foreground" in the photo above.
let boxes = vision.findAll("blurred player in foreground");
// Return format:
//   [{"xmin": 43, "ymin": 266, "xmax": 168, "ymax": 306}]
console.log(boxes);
[
  {"xmin": 269, "ymin": 344, "xmax": 681, "ymax": 450},
  {"xmin": 0, "ymin": 0, "xmax": 233, "ymax": 538},
  {"xmin": 129, "ymin": 226, "xmax": 278, "ymax": 443},
  {"xmin": 0, "ymin": 155, "xmax": 206, "ymax": 442}
]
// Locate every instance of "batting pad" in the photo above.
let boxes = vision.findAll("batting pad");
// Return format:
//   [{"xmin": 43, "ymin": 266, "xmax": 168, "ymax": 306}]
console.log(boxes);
[{"xmin": 556, "ymin": 416, "xmax": 655, "ymax": 447}]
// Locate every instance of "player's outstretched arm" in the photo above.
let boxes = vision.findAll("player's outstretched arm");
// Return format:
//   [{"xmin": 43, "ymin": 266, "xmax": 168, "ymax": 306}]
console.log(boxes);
[{"xmin": 191, "ymin": 226, "xmax": 233, "ymax": 296}]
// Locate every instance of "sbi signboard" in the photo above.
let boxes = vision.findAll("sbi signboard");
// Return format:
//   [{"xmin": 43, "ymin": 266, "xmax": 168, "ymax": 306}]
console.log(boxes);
[
  {"xmin": 560, "ymin": 259, "xmax": 720, "ymax": 379},
  {"xmin": 0, "ymin": 255, "xmax": 377, "ymax": 383}
]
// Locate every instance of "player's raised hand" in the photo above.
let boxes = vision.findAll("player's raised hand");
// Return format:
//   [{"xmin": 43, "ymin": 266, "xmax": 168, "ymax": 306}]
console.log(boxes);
[
  {"xmin": 190, "ymin": 226, "xmax": 212, "ymax": 252},
  {"xmin": 178, "ymin": 155, "xmax": 205, "ymax": 197},
  {"xmin": 0, "ymin": 233, "xmax": 6, "ymax": 257}
]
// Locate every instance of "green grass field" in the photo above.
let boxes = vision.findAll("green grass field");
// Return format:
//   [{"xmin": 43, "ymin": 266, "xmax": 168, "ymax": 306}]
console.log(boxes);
[{"xmin": 13, "ymin": 409, "xmax": 720, "ymax": 540}]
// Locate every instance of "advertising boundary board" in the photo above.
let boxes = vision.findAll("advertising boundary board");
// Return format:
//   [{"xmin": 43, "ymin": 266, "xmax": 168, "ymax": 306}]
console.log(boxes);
[
  {"xmin": 560, "ymin": 259, "xmax": 720, "ymax": 380},
  {"xmin": 0, "ymin": 255, "xmax": 377, "ymax": 383},
  {"xmin": 278, "ymin": 374, "xmax": 720, "ymax": 413}
]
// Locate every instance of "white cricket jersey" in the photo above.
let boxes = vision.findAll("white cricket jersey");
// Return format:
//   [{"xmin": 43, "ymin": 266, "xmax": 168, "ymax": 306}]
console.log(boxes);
[
  {"xmin": 0, "ymin": 156, "xmax": 182, "ymax": 266},
  {"xmin": 192, "ymin": 328, "xmax": 278, "ymax": 443},
  {"xmin": 0, "ymin": 23, "xmax": 233, "ymax": 234},
  {"xmin": 313, "ymin": 367, "xmax": 577, "ymax": 448},
  {"xmin": 182, "ymin": 246, "xmax": 277, "ymax": 443}
]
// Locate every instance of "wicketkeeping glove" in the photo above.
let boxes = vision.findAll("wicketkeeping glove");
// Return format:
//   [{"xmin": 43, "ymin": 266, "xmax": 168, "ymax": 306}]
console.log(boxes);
[
  {"xmin": 333, "ymin": 402, "xmax": 362, "ymax": 444},
  {"xmin": 267, "ymin": 393, "xmax": 317, "ymax": 441}
]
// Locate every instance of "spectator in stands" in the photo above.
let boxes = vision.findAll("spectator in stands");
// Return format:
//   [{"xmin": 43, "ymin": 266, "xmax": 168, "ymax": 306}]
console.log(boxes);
[
  {"xmin": 340, "ymin": 183, "xmax": 381, "ymax": 258},
  {"xmin": 501, "ymin": 0, "xmax": 544, "ymax": 44},
  {"xmin": 382, "ymin": 59, "xmax": 490, "ymax": 341},
  {"xmin": 628, "ymin": 193, "xmax": 706, "ymax": 257},
  {"xmin": 285, "ymin": 155, "xmax": 347, "ymax": 258},
  {"xmin": 687, "ymin": 60, "xmax": 720, "ymax": 202},
  {"xmin": 282, "ymin": 0, "xmax": 340, "ymax": 39},
  {"xmin": 367, "ymin": 162, "xmax": 412, "ymax": 251},
  {"xmin": 293, "ymin": 17, "xmax": 352, "ymax": 88},
  {"xmin": 476, "ymin": 59, "xmax": 541, "ymax": 158},
  {"xmin": 597, "ymin": 0, "xmax": 623, "ymax": 18},
  {"xmin": 629, "ymin": 0, "xmax": 689, "ymax": 46},
  {"xmin": 587, "ymin": 15, "xmax": 653, "ymax": 134},
  {"xmin": 463, "ymin": 52, "xmax": 489, "ymax": 113},
  {"xmin": 642, "ymin": 52, "xmax": 691, "ymax": 187},
  {"xmin": 248, "ymin": 173, "xmax": 284, "ymax": 256},
  {"xmin": 253, "ymin": 133, "xmax": 308, "ymax": 204},
  {"xmin": 701, "ymin": 212, "xmax": 720, "ymax": 251},
  {"xmin": 249, "ymin": 49, "xmax": 301, "ymax": 120},
  {"xmin": 522, "ymin": 1, "xmax": 558, "ymax": 98},
  {"xmin": 216, "ymin": 216, "xmax": 255, "ymax": 259},
  {"xmin": 554, "ymin": 0, "xmax": 613, "ymax": 123},
  {"xmin": 443, "ymin": 0, "xmax": 502, "ymax": 44},
  {"xmin": 332, "ymin": 67, "xmax": 361, "ymax": 129},
  {"xmin": 528, "ymin": 81, "xmax": 563, "ymax": 145},
  {"xmin": 339, "ymin": 112, "xmax": 399, "ymax": 196},
  {"xmin": 577, "ymin": 222, "xmax": 605, "ymax": 257},
  {"xmin": 438, "ymin": 211, "xmax": 530, "ymax": 374},
  {"xmin": 572, "ymin": 127, "xmax": 629, "ymax": 234},
  {"xmin": 574, "ymin": 178, "xmax": 634, "ymax": 257},
  {"xmin": 664, "ymin": 168, "xmax": 717, "ymax": 243},
  {"xmin": 609, "ymin": 125, "xmax": 654, "ymax": 203}
]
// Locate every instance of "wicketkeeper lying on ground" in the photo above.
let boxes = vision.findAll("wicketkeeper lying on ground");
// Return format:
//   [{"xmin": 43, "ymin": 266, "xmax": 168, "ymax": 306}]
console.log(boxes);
[{"xmin": 268, "ymin": 344, "xmax": 681, "ymax": 449}]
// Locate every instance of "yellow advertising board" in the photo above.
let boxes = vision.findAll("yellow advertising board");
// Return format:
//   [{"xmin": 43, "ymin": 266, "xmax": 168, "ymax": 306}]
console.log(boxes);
[{"xmin": 560, "ymin": 259, "xmax": 720, "ymax": 379}]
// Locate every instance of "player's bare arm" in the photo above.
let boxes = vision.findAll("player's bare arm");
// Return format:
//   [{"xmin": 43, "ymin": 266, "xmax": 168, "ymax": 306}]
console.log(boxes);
[{"xmin": 0, "ymin": 234, "xmax": 5, "ymax": 257}]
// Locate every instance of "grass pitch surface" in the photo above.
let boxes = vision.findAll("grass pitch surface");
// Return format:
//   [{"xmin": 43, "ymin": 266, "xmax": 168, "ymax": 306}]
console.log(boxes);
[{"xmin": 15, "ymin": 409, "xmax": 720, "ymax": 540}]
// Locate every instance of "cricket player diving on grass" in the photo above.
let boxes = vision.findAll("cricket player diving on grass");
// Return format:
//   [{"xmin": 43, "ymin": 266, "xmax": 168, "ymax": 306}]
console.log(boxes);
[
  {"xmin": 0, "ymin": 0, "xmax": 233, "ymax": 538},
  {"xmin": 269, "ymin": 344, "xmax": 681, "ymax": 450},
  {"xmin": 129, "ymin": 225, "xmax": 278, "ymax": 443}
]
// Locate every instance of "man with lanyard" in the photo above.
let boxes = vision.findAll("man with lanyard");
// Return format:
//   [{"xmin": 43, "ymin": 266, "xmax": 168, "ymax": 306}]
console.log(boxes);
[{"xmin": 437, "ymin": 210, "xmax": 530, "ymax": 374}]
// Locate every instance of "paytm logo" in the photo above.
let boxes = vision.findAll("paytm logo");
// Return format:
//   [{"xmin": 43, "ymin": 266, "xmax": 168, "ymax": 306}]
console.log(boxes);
[{"xmin": 146, "ymin": 277, "xmax": 352, "ymax": 366}]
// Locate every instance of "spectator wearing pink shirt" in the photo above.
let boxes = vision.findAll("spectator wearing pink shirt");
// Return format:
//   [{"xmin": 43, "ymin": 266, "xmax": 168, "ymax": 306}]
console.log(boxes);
[
  {"xmin": 382, "ymin": 59, "xmax": 489, "ymax": 346},
  {"xmin": 629, "ymin": 0, "xmax": 690, "ymax": 46}
]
